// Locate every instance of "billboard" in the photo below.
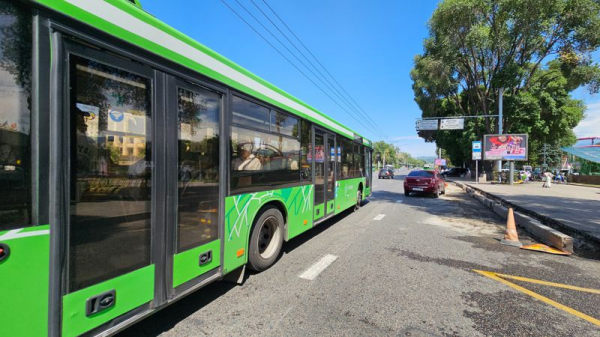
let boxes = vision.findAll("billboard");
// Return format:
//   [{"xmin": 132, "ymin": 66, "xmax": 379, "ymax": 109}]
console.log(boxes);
[
  {"xmin": 483, "ymin": 134, "xmax": 528, "ymax": 161},
  {"xmin": 440, "ymin": 118, "xmax": 464, "ymax": 130},
  {"xmin": 434, "ymin": 158, "xmax": 447, "ymax": 166}
]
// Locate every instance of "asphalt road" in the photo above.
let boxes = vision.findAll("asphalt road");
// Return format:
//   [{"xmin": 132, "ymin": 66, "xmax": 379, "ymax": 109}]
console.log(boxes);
[{"xmin": 118, "ymin": 170, "xmax": 600, "ymax": 336}]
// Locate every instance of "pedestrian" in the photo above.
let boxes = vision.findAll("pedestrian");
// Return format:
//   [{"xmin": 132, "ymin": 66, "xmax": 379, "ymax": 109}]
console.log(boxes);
[{"xmin": 542, "ymin": 171, "xmax": 552, "ymax": 188}]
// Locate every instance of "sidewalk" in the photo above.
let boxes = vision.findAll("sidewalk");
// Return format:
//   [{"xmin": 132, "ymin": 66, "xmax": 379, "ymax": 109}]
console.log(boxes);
[{"xmin": 457, "ymin": 180, "xmax": 600, "ymax": 245}]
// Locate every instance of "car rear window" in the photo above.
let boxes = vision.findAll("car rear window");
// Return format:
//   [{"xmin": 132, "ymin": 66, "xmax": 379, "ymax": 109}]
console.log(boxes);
[{"xmin": 408, "ymin": 171, "xmax": 434, "ymax": 177}]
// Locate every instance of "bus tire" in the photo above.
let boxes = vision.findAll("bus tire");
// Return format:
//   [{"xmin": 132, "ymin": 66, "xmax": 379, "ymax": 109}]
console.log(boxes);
[
  {"xmin": 248, "ymin": 206, "xmax": 284, "ymax": 272},
  {"xmin": 355, "ymin": 189, "xmax": 362, "ymax": 211}
]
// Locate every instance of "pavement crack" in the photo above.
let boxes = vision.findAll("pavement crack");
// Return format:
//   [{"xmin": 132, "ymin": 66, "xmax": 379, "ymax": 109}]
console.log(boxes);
[{"xmin": 387, "ymin": 247, "xmax": 493, "ymax": 272}]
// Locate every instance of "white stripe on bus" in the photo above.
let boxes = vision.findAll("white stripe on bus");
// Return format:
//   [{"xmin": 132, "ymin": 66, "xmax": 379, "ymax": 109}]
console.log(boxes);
[
  {"xmin": 0, "ymin": 229, "xmax": 50, "ymax": 241},
  {"xmin": 65, "ymin": 0, "xmax": 354, "ymax": 137}
]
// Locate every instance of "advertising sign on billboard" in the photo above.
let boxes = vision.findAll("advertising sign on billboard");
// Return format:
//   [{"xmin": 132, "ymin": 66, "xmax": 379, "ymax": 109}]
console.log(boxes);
[
  {"xmin": 415, "ymin": 119, "xmax": 438, "ymax": 131},
  {"xmin": 483, "ymin": 134, "xmax": 528, "ymax": 161},
  {"xmin": 434, "ymin": 158, "xmax": 447, "ymax": 166},
  {"xmin": 440, "ymin": 118, "xmax": 465, "ymax": 130}
]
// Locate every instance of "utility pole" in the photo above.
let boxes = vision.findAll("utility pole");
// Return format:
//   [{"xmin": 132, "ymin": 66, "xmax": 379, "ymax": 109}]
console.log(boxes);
[
  {"xmin": 497, "ymin": 88, "xmax": 503, "ymax": 172},
  {"xmin": 543, "ymin": 143, "xmax": 548, "ymax": 169}
]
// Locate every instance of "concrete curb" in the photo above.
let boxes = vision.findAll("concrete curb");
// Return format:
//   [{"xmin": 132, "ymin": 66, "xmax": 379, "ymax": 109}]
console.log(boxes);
[{"xmin": 453, "ymin": 182, "xmax": 574, "ymax": 253}]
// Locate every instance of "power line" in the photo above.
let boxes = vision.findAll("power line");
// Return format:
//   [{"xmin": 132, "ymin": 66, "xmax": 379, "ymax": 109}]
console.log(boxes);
[
  {"xmin": 232, "ymin": 0, "xmax": 381, "ymax": 137},
  {"xmin": 260, "ymin": 0, "xmax": 388, "ymax": 139},
  {"xmin": 219, "ymin": 0, "xmax": 380, "ymax": 136},
  {"xmin": 232, "ymin": 0, "xmax": 374, "ymax": 135},
  {"xmin": 248, "ymin": 0, "xmax": 386, "ymax": 137}
]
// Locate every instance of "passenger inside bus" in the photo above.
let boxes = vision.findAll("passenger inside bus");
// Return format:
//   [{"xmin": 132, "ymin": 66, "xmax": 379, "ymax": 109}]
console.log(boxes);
[{"xmin": 233, "ymin": 143, "xmax": 262, "ymax": 171}]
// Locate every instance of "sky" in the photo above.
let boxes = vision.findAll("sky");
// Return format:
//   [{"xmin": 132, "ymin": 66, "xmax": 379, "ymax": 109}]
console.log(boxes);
[{"xmin": 143, "ymin": 0, "xmax": 599, "ymax": 157}]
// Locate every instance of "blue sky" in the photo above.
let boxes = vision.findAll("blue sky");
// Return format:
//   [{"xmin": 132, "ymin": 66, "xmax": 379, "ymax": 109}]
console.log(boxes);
[{"xmin": 143, "ymin": 0, "xmax": 599, "ymax": 156}]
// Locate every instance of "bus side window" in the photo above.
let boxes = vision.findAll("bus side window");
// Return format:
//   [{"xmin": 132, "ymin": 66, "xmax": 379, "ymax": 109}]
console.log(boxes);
[{"xmin": 0, "ymin": 2, "xmax": 33, "ymax": 230}]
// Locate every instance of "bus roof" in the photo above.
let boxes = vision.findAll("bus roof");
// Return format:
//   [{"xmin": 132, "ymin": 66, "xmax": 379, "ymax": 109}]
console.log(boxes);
[{"xmin": 35, "ymin": 0, "xmax": 372, "ymax": 147}]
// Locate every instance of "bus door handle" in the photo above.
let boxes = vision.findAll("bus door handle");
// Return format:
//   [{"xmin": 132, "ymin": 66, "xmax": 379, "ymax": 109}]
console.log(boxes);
[
  {"xmin": 0, "ymin": 243, "xmax": 10, "ymax": 262},
  {"xmin": 86, "ymin": 290, "xmax": 116, "ymax": 316}
]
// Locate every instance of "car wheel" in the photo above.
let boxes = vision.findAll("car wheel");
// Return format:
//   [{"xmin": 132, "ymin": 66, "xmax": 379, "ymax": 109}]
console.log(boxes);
[
  {"xmin": 404, "ymin": 190, "xmax": 409, "ymax": 196},
  {"xmin": 248, "ymin": 206, "xmax": 284, "ymax": 272},
  {"xmin": 442, "ymin": 186, "xmax": 446, "ymax": 195},
  {"xmin": 434, "ymin": 188, "xmax": 440, "ymax": 198}
]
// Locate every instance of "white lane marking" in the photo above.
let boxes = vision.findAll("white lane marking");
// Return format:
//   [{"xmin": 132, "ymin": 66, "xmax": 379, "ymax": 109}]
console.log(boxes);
[
  {"xmin": 396, "ymin": 200, "xmax": 403, "ymax": 203},
  {"xmin": 373, "ymin": 214, "xmax": 386, "ymax": 221},
  {"xmin": 299, "ymin": 254, "xmax": 338, "ymax": 280},
  {"xmin": 65, "ymin": 0, "xmax": 353, "ymax": 137},
  {"xmin": 0, "ymin": 229, "xmax": 50, "ymax": 241}
]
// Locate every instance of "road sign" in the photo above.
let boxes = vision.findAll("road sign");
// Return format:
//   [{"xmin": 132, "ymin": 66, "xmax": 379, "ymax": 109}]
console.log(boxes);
[
  {"xmin": 416, "ymin": 119, "xmax": 438, "ymax": 131},
  {"xmin": 440, "ymin": 118, "xmax": 464, "ymax": 130},
  {"xmin": 472, "ymin": 141, "xmax": 482, "ymax": 160}
]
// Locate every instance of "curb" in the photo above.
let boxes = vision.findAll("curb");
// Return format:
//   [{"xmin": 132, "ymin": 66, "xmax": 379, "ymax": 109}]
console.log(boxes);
[
  {"xmin": 567, "ymin": 182, "xmax": 600, "ymax": 189},
  {"xmin": 454, "ymin": 182, "xmax": 574, "ymax": 253}
]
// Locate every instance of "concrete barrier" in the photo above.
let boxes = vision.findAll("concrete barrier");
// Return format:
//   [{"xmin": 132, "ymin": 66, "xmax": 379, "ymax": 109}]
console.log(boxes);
[
  {"xmin": 513, "ymin": 212, "xmax": 574, "ymax": 253},
  {"xmin": 492, "ymin": 203, "xmax": 509, "ymax": 220},
  {"xmin": 454, "ymin": 182, "xmax": 575, "ymax": 253}
]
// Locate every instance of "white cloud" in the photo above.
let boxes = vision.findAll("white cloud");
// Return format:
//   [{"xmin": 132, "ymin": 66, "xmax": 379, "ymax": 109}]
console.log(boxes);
[{"xmin": 575, "ymin": 102, "xmax": 600, "ymax": 137}]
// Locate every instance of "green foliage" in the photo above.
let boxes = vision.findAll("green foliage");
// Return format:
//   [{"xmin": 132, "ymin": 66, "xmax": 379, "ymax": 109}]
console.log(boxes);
[
  {"xmin": 411, "ymin": 0, "xmax": 600, "ymax": 168},
  {"xmin": 372, "ymin": 141, "xmax": 425, "ymax": 167}
]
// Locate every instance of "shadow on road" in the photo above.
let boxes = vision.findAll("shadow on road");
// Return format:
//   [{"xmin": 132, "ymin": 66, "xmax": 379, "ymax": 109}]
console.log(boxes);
[
  {"xmin": 118, "ymin": 202, "xmax": 370, "ymax": 336},
  {"xmin": 117, "ymin": 280, "xmax": 236, "ymax": 337}
]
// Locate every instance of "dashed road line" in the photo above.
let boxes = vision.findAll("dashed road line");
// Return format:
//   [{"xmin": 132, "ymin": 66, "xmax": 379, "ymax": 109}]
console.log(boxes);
[
  {"xmin": 373, "ymin": 214, "xmax": 386, "ymax": 221},
  {"xmin": 299, "ymin": 254, "xmax": 338, "ymax": 280},
  {"xmin": 396, "ymin": 200, "xmax": 403, "ymax": 203}
]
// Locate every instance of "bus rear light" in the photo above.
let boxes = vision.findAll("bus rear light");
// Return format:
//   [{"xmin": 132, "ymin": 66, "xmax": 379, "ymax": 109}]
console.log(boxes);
[{"xmin": 0, "ymin": 244, "xmax": 8, "ymax": 262}]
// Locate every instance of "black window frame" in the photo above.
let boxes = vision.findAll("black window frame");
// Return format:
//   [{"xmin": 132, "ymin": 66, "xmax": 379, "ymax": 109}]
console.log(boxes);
[
  {"xmin": 227, "ymin": 91, "xmax": 309, "ymax": 196},
  {"xmin": 63, "ymin": 41, "xmax": 156, "ymax": 294},
  {"xmin": 172, "ymin": 79, "xmax": 223, "ymax": 254}
]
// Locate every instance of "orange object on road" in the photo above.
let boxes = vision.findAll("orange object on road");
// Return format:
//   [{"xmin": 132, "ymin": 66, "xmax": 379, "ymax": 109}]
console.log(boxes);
[
  {"xmin": 520, "ymin": 244, "xmax": 571, "ymax": 255},
  {"xmin": 501, "ymin": 207, "xmax": 522, "ymax": 247}
]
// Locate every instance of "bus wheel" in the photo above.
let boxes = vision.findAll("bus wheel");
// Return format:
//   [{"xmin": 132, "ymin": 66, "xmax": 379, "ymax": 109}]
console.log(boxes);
[
  {"xmin": 355, "ymin": 189, "xmax": 362, "ymax": 211},
  {"xmin": 248, "ymin": 206, "xmax": 284, "ymax": 272}
]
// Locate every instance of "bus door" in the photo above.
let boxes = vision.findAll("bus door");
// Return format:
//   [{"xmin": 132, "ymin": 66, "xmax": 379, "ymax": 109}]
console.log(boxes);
[
  {"xmin": 166, "ymin": 76, "xmax": 222, "ymax": 296},
  {"xmin": 62, "ymin": 42, "xmax": 159, "ymax": 337},
  {"xmin": 326, "ymin": 134, "xmax": 336, "ymax": 216},
  {"xmin": 314, "ymin": 130, "xmax": 334, "ymax": 220}
]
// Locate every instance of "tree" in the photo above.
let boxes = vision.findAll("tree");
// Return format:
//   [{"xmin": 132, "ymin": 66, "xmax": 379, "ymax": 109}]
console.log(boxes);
[
  {"xmin": 373, "ymin": 141, "xmax": 399, "ymax": 166},
  {"xmin": 411, "ymin": 0, "xmax": 600, "ymax": 169}
]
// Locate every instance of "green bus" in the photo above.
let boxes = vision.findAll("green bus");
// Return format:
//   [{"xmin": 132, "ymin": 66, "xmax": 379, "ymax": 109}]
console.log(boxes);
[{"xmin": 0, "ymin": 0, "xmax": 373, "ymax": 336}]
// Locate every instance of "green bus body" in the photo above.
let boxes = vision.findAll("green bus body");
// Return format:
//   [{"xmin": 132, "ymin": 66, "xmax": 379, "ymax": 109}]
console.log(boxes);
[{"xmin": 0, "ymin": 0, "xmax": 373, "ymax": 336}]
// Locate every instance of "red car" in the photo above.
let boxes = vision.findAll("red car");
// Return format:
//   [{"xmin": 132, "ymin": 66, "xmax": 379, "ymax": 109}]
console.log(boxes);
[{"xmin": 404, "ymin": 170, "xmax": 446, "ymax": 198}]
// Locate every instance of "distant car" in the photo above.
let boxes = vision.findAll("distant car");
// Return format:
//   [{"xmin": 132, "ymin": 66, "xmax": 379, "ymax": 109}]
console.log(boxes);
[
  {"xmin": 404, "ymin": 170, "xmax": 445, "ymax": 198},
  {"xmin": 378, "ymin": 168, "xmax": 394, "ymax": 179},
  {"xmin": 441, "ymin": 167, "xmax": 469, "ymax": 178}
]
